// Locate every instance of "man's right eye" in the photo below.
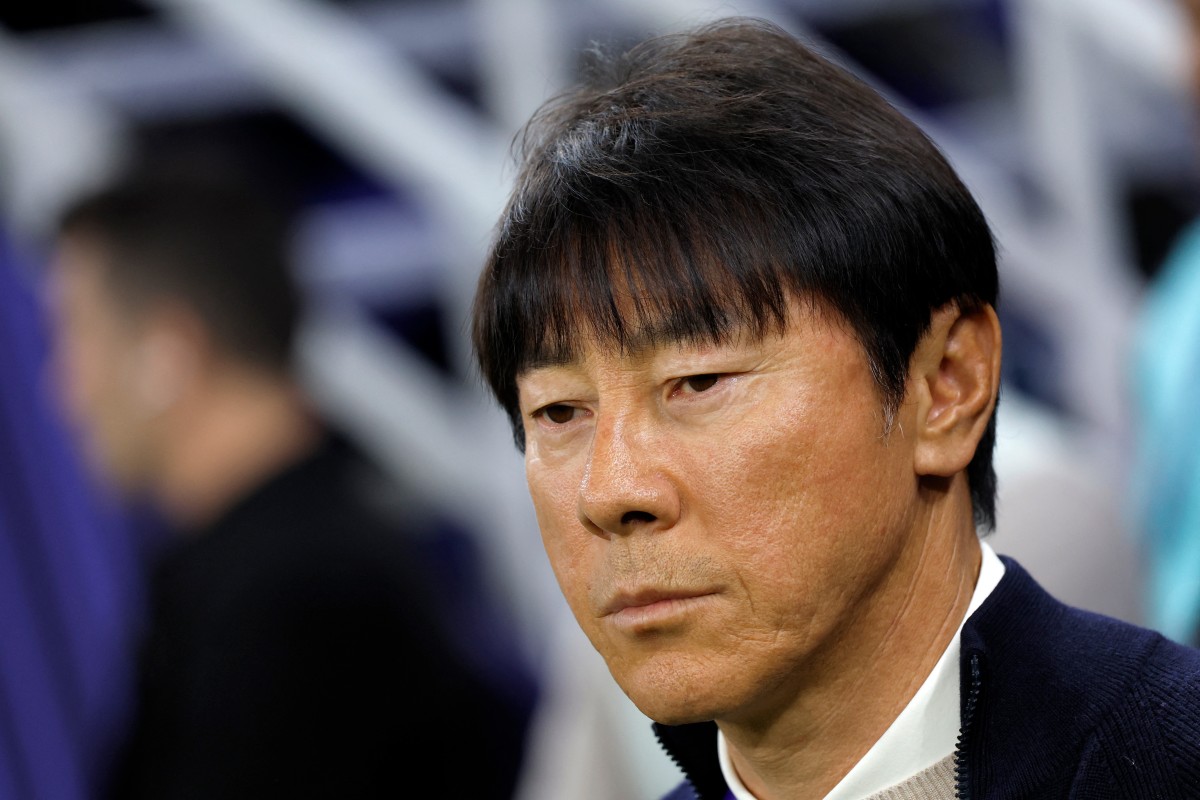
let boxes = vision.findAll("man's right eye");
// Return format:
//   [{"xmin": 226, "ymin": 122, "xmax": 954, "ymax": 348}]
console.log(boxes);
[{"xmin": 538, "ymin": 404, "xmax": 578, "ymax": 425}]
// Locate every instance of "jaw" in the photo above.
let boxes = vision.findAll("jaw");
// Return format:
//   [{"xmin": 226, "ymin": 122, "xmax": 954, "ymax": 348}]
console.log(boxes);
[{"xmin": 591, "ymin": 612, "xmax": 817, "ymax": 728}]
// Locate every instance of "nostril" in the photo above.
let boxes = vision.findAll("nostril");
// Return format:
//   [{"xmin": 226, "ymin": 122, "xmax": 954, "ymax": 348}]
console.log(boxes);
[{"xmin": 620, "ymin": 510, "xmax": 657, "ymax": 526}]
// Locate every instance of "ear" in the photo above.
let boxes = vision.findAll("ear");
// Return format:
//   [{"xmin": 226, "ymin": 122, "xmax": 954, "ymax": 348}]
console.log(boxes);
[
  {"xmin": 129, "ymin": 304, "xmax": 208, "ymax": 417},
  {"xmin": 909, "ymin": 303, "xmax": 1001, "ymax": 478}
]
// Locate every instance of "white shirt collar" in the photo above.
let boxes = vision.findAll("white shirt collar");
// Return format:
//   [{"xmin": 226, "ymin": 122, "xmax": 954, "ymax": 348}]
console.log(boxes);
[{"xmin": 718, "ymin": 540, "xmax": 1005, "ymax": 800}]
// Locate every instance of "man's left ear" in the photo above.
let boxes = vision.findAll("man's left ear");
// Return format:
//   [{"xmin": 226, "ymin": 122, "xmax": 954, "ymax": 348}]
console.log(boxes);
[{"xmin": 910, "ymin": 302, "xmax": 1001, "ymax": 477}]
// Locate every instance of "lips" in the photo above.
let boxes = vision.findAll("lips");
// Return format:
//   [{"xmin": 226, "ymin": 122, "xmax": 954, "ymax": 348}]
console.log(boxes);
[
  {"xmin": 602, "ymin": 588, "xmax": 713, "ymax": 616},
  {"xmin": 601, "ymin": 587, "xmax": 719, "ymax": 631}
]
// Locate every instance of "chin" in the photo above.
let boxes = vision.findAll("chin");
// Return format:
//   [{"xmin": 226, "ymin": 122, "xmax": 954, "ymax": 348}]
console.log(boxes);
[
  {"xmin": 613, "ymin": 657, "xmax": 735, "ymax": 725},
  {"xmin": 639, "ymin": 702, "xmax": 716, "ymax": 727}
]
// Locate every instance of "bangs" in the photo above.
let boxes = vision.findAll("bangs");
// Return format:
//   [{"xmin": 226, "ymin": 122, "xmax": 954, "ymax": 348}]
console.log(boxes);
[
  {"xmin": 474, "ymin": 185, "xmax": 798, "ymax": 423},
  {"xmin": 526, "ymin": 196, "xmax": 792, "ymax": 366}
]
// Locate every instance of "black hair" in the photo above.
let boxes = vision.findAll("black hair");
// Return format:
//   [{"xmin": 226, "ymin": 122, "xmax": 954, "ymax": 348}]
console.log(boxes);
[
  {"xmin": 471, "ymin": 17, "xmax": 1000, "ymax": 529},
  {"xmin": 56, "ymin": 162, "xmax": 300, "ymax": 373}
]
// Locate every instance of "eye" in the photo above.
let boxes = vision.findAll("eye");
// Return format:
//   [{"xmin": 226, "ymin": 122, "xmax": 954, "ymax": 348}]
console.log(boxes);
[
  {"xmin": 679, "ymin": 374, "xmax": 720, "ymax": 394},
  {"xmin": 536, "ymin": 404, "xmax": 580, "ymax": 425}
]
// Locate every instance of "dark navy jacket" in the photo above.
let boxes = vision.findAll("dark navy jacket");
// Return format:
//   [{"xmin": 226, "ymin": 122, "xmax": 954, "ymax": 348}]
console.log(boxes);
[{"xmin": 654, "ymin": 556, "xmax": 1200, "ymax": 799}]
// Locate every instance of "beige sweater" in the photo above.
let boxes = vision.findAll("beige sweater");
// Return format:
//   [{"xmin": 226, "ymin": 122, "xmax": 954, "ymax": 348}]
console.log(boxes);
[{"xmin": 862, "ymin": 754, "xmax": 957, "ymax": 800}]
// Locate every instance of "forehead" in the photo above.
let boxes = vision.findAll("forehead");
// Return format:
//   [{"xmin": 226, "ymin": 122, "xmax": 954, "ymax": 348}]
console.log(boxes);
[
  {"xmin": 48, "ymin": 236, "xmax": 143, "ymax": 329},
  {"xmin": 49, "ymin": 238, "xmax": 107, "ymax": 305},
  {"xmin": 52, "ymin": 232, "xmax": 116, "ymax": 284}
]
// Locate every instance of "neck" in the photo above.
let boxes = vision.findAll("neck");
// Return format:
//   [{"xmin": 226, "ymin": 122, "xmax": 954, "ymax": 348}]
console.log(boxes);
[
  {"xmin": 155, "ymin": 365, "xmax": 323, "ymax": 531},
  {"xmin": 721, "ymin": 484, "xmax": 982, "ymax": 800}
]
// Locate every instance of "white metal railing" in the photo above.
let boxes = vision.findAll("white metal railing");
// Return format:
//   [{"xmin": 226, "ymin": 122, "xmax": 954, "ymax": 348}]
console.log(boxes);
[{"xmin": 0, "ymin": 26, "xmax": 129, "ymax": 245}]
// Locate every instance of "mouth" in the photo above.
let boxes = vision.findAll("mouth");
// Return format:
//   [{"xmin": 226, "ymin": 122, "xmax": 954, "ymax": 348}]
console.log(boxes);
[{"xmin": 602, "ymin": 588, "xmax": 719, "ymax": 632}]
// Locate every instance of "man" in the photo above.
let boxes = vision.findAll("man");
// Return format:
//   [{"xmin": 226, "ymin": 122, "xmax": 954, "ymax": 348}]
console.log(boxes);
[
  {"xmin": 471, "ymin": 17, "xmax": 1200, "ymax": 800},
  {"xmin": 46, "ymin": 165, "xmax": 534, "ymax": 798}
]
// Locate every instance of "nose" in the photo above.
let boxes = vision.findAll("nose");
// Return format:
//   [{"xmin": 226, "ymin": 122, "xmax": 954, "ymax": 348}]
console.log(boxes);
[{"xmin": 577, "ymin": 412, "xmax": 680, "ymax": 536}]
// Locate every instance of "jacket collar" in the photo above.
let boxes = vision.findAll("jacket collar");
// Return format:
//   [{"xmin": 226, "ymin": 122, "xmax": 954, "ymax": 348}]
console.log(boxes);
[
  {"xmin": 653, "ymin": 556, "xmax": 1150, "ymax": 799},
  {"xmin": 955, "ymin": 555, "xmax": 1161, "ymax": 797}
]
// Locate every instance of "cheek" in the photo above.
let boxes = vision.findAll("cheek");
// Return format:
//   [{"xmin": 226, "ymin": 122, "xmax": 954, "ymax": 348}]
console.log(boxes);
[
  {"xmin": 696, "ymin": 383, "xmax": 885, "ymax": 520},
  {"xmin": 526, "ymin": 456, "xmax": 595, "ymax": 605},
  {"xmin": 692, "ymin": 384, "xmax": 911, "ymax": 614},
  {"xmin": 59, "ymin": 333, "xmax": 119, "ymax": 429}
]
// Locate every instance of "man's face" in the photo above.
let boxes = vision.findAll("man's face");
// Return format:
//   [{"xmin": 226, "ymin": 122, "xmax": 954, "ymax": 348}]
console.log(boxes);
[
  {"xmin": 517, "ymin": 298, "xmax": 926, "ymax": 726},
  {"xmin": 46, "ymin": 237, "xmax": 160, "ymax": 495}
]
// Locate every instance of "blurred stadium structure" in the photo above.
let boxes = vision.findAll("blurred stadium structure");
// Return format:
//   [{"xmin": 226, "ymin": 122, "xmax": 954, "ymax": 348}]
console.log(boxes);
[{"xmin": 0, "ymin": 0, "xmax": 1197, "ymax": 798}]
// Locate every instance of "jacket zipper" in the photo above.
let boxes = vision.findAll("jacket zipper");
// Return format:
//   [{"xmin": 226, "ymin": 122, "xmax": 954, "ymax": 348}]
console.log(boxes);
[
  {"xmin": 955, "ymin": 651, "xmax": 982, "ymax": 799},
  {"xmin": 653, "ymin": 725, "xmax": 709, "ymax": 799}
]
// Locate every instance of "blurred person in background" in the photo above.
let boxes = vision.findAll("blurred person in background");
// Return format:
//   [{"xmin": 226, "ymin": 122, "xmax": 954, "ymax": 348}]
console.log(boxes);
[
  {"xmin": 44, "ymin": 163, "xmax": 535, "ymax": 799},
  {"xmin": 473, "ymin": 18, "xmax": 1200, "ymax": 800},
  {"xmin": 1129, "ymin": 0, "xmax": 1200, "ymax": 647}
]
